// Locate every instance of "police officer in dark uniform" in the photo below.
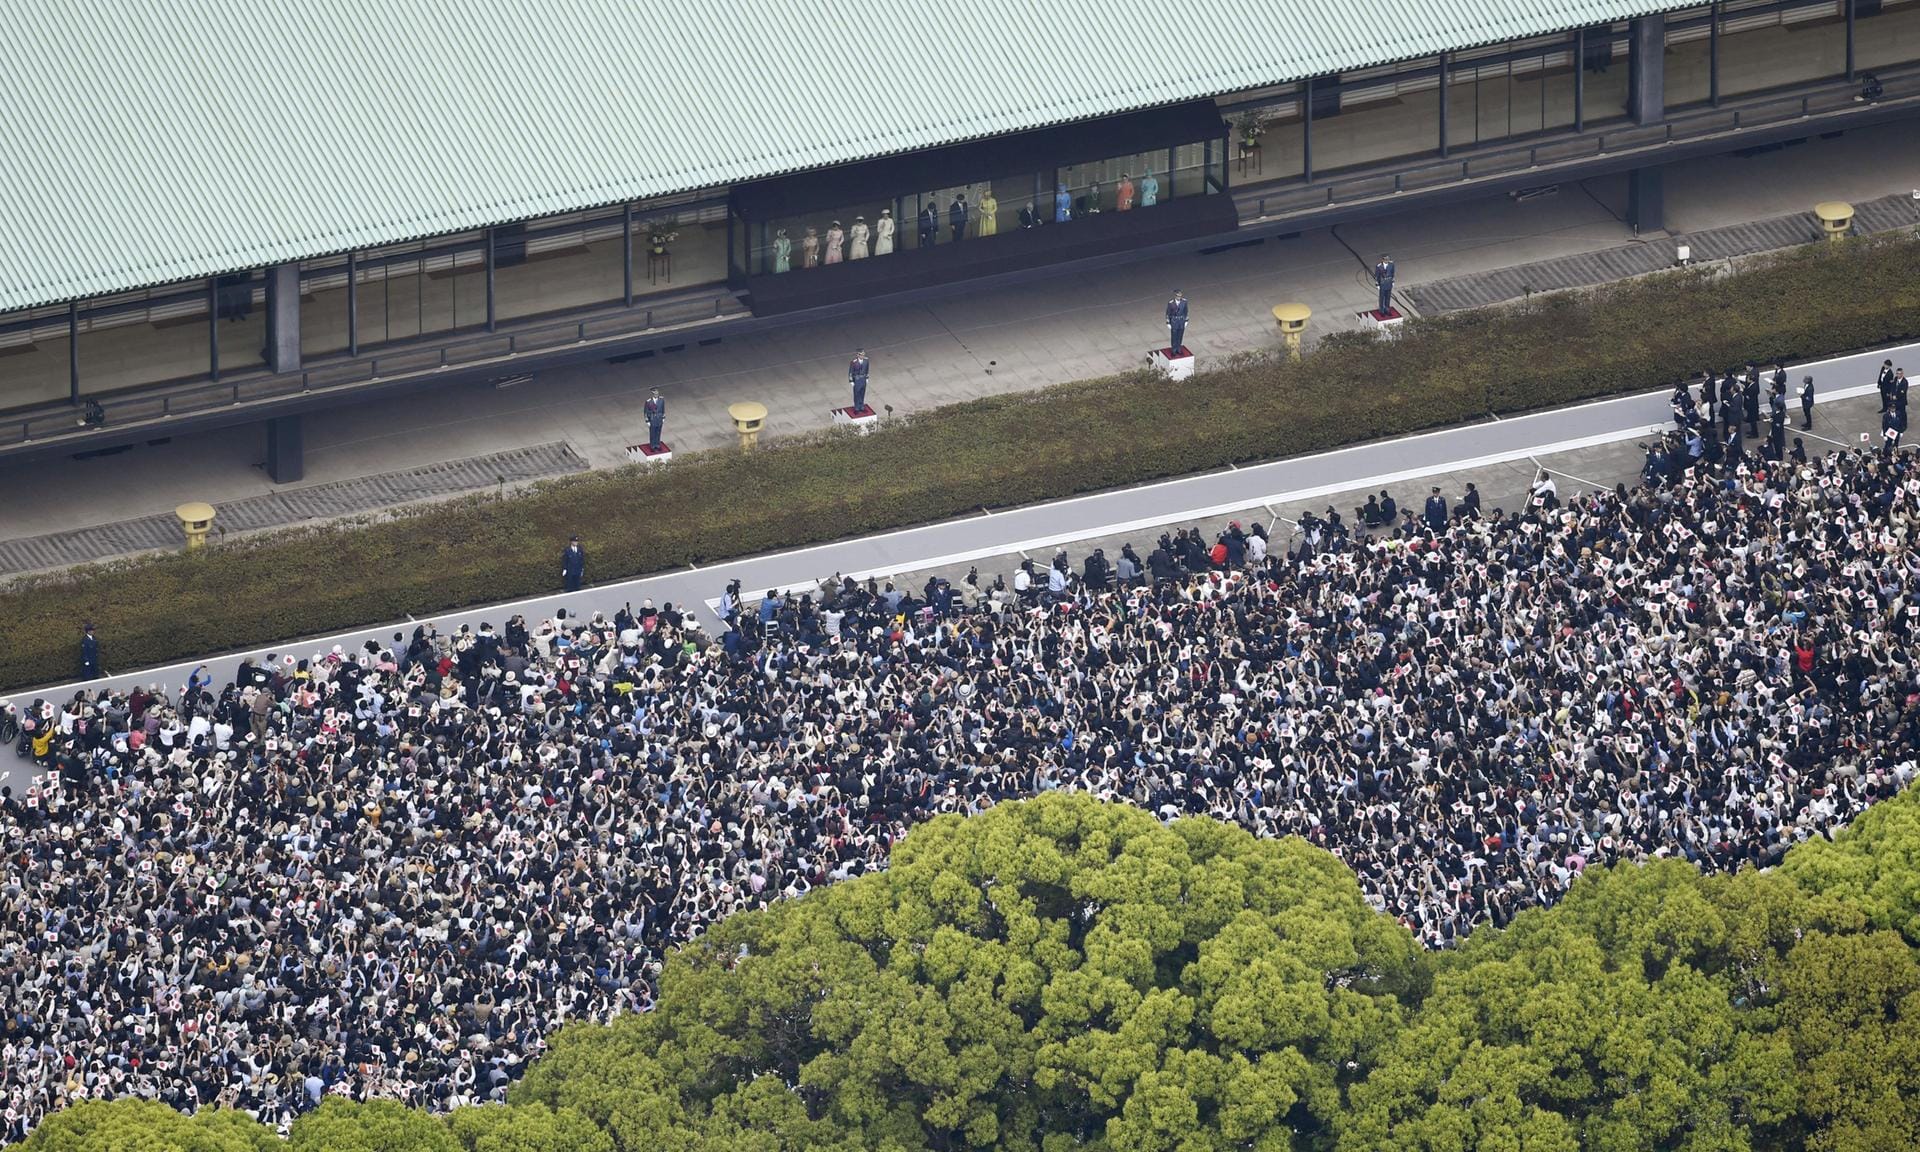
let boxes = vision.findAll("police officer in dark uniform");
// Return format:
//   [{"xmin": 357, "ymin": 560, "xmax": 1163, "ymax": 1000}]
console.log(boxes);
[
  {"xmin": 1165, "ymin": 290, "xmax": 1189, "ymax": 353},
  {"xmin": 1742, "ymin": 368, "xmax": 1761, "ymax": 438},
  {"xmin": 79, "ymin": 622, "xmax": 100, "ymax": 680},
  {"xmin": 643, "ymin": 389, "xmax": 665, "ymax": 453},
  {"xmin": 1799, "ymin": 374, "xmax": 1816, "ymax": 429},
  {"xmin": 561, "ymin": 536, "xmax": 586, "ymax": 592},
  {"xmin": 1373, "ymin": 254, "xmax": 1396, "ymax": 317},
  {"xmin": 1424, "ymin": 487, "xmax": 1449, "ymax": 531},
  {"xmin": 1768, "ymin": 383, "xmax": 1788, "ymax": 461},
  {"xmin": 848, "ymin": 348, "xmax": 871, "ymax": 413}
]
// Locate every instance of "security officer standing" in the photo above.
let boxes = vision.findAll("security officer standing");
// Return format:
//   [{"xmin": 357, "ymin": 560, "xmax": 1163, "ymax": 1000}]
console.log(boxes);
[
  {"xmin": 1799, "ymin": 374, "xmax": 1816, "ymax": 430},
  {"xmin": 1373, "ymin": 254, "xmax": 1396, "ymax": 316},
  {"xmin": 1742, "ymin": 367, "xmax": 1761, "ymax": 439},
  {"xmin": 848, "ymin": 348, "xmax": 871, "ymax": 413},
  {"xmin": 561, "ymin": 535, "xmax": 586, "ymax": 592},
  {"xmin": 1424, "ymin": 487, "xmax": 1449, "ymax": 531},
  {"xmin": 643, "ymin": 389, "xmax": 666, "ymax": 453},
  {"xmin": 79, "ymin": 622, "xmax": 100, "ymax": 680},
  {"xmin": 1165, "ymin": 290, "xmax": 1189, "ymax": 353},
  {"xmin": 1895, "ymin": 369, "xmax": 1910, "ymax": 426},
  {"xmin": 1878, "ymin": 359, "xmax": 1896, "ymax": 411},
  {"xmin": 1768, "ymin": 381, "xmax": 1788, "ymax": 460}
]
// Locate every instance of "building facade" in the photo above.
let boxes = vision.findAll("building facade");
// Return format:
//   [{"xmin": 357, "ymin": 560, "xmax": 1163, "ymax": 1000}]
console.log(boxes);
[{"xmin": 3, "ymin": 0, "xmax": 1917, "ymax": 479}]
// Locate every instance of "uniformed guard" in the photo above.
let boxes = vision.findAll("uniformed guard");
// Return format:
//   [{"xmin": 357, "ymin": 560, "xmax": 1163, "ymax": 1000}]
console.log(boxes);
[
  {"xmin": 79, "ymin": 622, "xmax": 100, "ymax": 680},
  {"xmin": 1373, "ymin": 254, "xmax": 1396, "ymax": 317},
  {"xmin": 848, "ymin": 348, "xmax": 871, "ymax": 413},
  {"xmin": 1799, "ymin": 374, "xmax": 1816, "ymax": 430},
  {"xmin": 1878, "ymin": 359, "xmax": 1897, "ymax": 411},
  {"xmin": 1165, "ymin": 290, "xmax": 1189, "ymax": 354},
  {"xmin": 644, "ymin": 389, "xmax": 666, "ymax": 453}
]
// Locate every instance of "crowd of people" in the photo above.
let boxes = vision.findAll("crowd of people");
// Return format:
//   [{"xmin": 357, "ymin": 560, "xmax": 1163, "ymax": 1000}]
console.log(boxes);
[{"xmin": 5, "ymin": 413, "xmax": 1920, "ymax": 1141}]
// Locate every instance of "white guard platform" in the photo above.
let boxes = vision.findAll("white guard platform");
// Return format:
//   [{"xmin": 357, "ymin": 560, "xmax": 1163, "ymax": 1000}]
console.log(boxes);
[
  {"xmin": 1149, "ymin": 346, "xmax": 1195, "ymax": 380},
  {"xmin": 833, "ymin": 406, "xmax": 879, "ymax": 434}
]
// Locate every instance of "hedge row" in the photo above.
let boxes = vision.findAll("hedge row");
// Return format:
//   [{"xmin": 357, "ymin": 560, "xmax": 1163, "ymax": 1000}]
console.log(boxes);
[{"xmin": 5, "ymin": 235, "xmax": 1920, "ymax": 691}]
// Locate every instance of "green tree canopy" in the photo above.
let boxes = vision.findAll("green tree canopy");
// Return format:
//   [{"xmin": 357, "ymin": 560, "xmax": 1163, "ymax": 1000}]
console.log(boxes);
[
  {"xmin": 515, "ymin": 791, "xmax": 1424, "ymax": 1152},
  {"xmin": 1780, "ymin": 781, "xmax": 1920, "ymax": 943},
  {"xmin": 445, "ymin": 1103, "xmax": 613, "ymax": 1152},
  {"xmin": 20, "ymin": 1100, "xmax": 277, "ymax": 1152},
  {"xmin": 286, "ymin": 1101, "xmax": 456, "ymax": 1152}
]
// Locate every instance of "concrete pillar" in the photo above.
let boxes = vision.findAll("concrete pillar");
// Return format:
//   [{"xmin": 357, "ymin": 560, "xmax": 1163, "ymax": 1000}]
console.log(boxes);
[
  {"xmin": 266, "ymin": 415, "xmax": 304, "ymax": 484},
  {"xmin": 1627, "ymin": 167, "xmax": 1665, "ymax": 233},
  {"xmin": 1629, "ymin": 15, "xmax": 1666, "ymax": 126},
  {"xmin": 265, "ymin": 263, "xmax": 301, "ymax": 374}
]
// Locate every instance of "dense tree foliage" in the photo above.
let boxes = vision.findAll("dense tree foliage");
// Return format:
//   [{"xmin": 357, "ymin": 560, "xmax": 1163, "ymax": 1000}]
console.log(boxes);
[{"xmin": 24, "ymin": 790, "xmax": 1920, "ymax": 1151}]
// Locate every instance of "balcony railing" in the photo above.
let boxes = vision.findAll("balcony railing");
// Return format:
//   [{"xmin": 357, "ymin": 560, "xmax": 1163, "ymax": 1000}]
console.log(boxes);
[
  {"xmin": 1240, "ymin": 68, "xmax": 1920, "ymax": 223},
  {"xmin": 0, "ymin": 292, "xmax": 743, "ymax": 450}
]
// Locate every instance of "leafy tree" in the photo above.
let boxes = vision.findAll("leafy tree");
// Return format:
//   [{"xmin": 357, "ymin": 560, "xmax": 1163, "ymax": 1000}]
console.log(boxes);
[
  {"xmin": 21, "ymin": 1099, "xmax": 277, "ymax": 1152},
  {"xmin": 1339, "ymin": 862, "xmax": 1806, "ymax": 1152},
  {"xmin": 446, "ymin": 1103, "xmax": 613, "ymax": 1152},
  {"xmin": 516, "ymin": 791, "xmax": 1423, "ymax": 1152},
  {"xmin": 1780, "ymin": 782, "xmax": 1920, "ymax": 943},
  {"xmin": 286, "ymin": 1100, "xmax": 456, "ymax": 1152},
  {"xmin": 1763, "ymin": 929, "xmax": 1920, "ymax": 1151}
]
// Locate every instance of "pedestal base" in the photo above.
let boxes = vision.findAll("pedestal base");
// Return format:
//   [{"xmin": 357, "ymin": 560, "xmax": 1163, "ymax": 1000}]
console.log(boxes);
[
  {"xmin": 832, "ymin": 406, "xmax": 879, "ymax": 434},
  {"xmin": 1149, "ymin": 346, "xmax": 1195, "ymax": 381},
  {"xmin": 626, "ymin": 442, "xmax": 673, "ymax": 463},
  {"xmin": 1363, "ymin": 309, "xmax": 1406, "ymax": 338}
]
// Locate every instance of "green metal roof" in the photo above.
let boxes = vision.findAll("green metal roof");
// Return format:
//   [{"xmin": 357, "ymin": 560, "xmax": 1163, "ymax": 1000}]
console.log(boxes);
[{"xmin": 0, "ymin": 0, "xmax": 1692, "ymax": 312}]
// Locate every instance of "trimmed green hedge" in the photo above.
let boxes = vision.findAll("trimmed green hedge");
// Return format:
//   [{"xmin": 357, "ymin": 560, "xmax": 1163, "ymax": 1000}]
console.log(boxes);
[{"xmin": 5, "ymin": 236, "xmax": 1920, "ymax": 691}]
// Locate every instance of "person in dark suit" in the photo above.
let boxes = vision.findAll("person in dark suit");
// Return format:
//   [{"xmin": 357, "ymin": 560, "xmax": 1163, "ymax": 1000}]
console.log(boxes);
[
  {"xmin": 1799, "ymin": 375, "xmax": 1816, "ymax": 430},
  {"xmin": 561, "ymin": 536, "xmax": 586, "ymax": 592},
  {"xmin": 1878, "ymin": 360, "xmax": 1897, "ymax": 412},
  {"xmin": 848, "ymin": 349, "xmax": 870, "ymax": 413},
  {"xmin": 1742, "ymin": 370, "xmax": 1761, "ymax": 439},
  {"xmin": 1455, "ymin": 482, "xmax": 1481, "ymax": 518},
  {"xmin": 1018, "ymin": 202, "xmax": 1040, "ymax": 229},
  {"xmin": 79, "ymin": 622, "xmax": 100, "ymax": 680},
  {"xmin": 643, "ymin": 389, "xmax": 665, "ymax": 452},
  {"xmin": 1373, "ymin": 255, "xmax": 1396, "ymax": 317},
  {"xmin": 1896, "ymin": 369, "xmax": 1910, "ymax": 425},
  {"xmin": 1165, "ymin": 290, "xmax": 1188, "ymax": 353},
  {"xmin": 1768, "ymin": 384, "xmax": 1788, "ymax": 460},
  {"xmin": 1671, "ymin": 383, "xmax": 1696, "ymax": 430},
  {"xmin": 948, "ymin": 194, "xmax": 969, "ymax": 243},
  {"xmin": 918, "ymin": 199, "xmax": 938, "ymax": 247},
  {"xmin": 1699, "ymin": 371, "xmax": 1718, "ymax": 424},
  {"xmin": 1424, "ymin": 487, "xmax": 1449, "ymax": 530}
]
